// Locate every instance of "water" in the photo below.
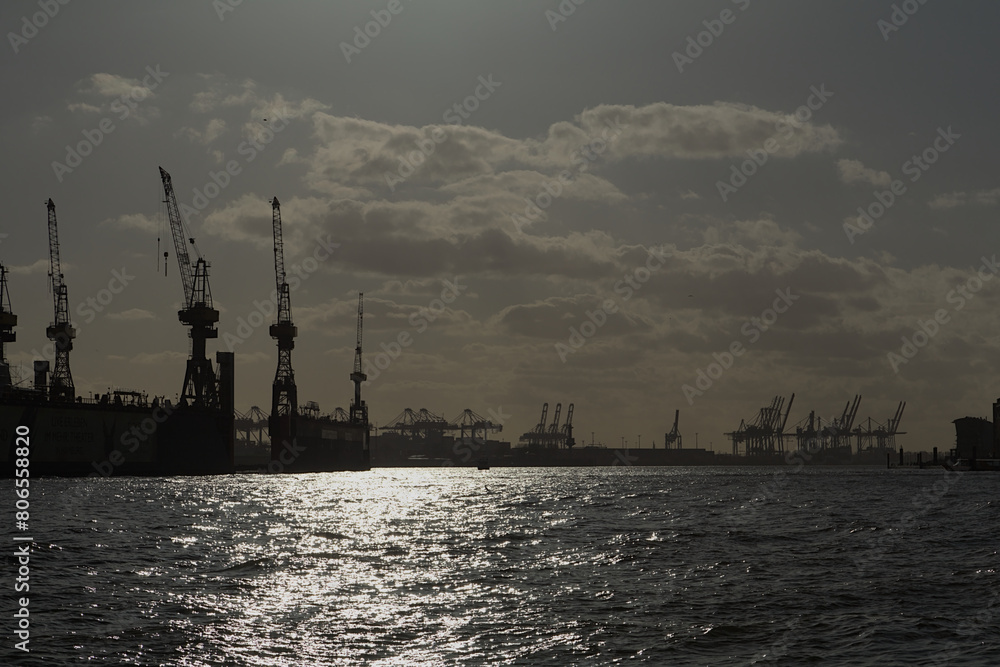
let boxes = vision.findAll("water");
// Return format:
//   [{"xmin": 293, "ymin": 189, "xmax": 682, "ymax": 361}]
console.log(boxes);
[{"xmin": 4, "ymin": 466, "xmax": 998, "ymax": 666}]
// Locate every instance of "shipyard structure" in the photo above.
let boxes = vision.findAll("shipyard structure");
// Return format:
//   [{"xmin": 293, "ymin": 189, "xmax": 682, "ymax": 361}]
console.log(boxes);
[
  {"xmin": 264, "ymin": 198, "xmax": 369, "ymax": 473},
  {"xmin": 1, "ymin": 184, "xmax": 234, "ymax": 476},
  {"xmin": 1, "ymin": 170, "xmax": 369, "ymax": 476}
]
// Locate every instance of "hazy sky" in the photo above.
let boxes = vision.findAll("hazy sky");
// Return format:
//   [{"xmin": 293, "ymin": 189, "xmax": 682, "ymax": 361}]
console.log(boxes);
[{"xmin": 2, "ymin": 0, "xmax": 998, "ymax": 451}]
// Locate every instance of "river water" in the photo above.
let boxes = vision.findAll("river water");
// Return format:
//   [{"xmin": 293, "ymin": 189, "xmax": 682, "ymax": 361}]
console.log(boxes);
[{"xmin": 3, "ymin": 466, "xmax": 998, "ymax": 665}]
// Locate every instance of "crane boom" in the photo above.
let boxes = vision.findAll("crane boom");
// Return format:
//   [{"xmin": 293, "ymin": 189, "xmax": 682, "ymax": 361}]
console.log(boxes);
[
  {"xmin": 890, "ymin": 401, "xmax": 906, "ymax": 432},
  {"xmin": 47, "ymin": 199, "xmax": 66, "ymax": 315},
  {"xmin": 45, "ymin": 199, "xmax": 75, "ymax": 401},
  {"xmin": 780, "ymin": 393, "xmax": 795, "ymax": 433},
  {"xmin": 563, "ymin": 403, "xmax": 574, "ymax": 430},
  {"xmin": 272, "ymin": 197, "xmax": 290, "ymax": 323},
  {"xmin": 548, "ymin": 403, "xmax": 562, "ymax": 433},
  {"xmin": 353, "ymin": 293, "xmax": 364, "ymax": 376},
  {"xmin": 158, "ymin": 167, "xmax": 196, "ymax": 306}
]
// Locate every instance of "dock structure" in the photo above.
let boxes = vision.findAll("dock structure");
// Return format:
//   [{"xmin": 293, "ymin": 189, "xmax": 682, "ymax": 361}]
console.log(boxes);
[
  {"xmin": 726, "ymin": 394, "xmax": 794, "ymax": 456},
  {"xmin": 518, "ymin": 402, "xmax": 576, "ymax": 449}
]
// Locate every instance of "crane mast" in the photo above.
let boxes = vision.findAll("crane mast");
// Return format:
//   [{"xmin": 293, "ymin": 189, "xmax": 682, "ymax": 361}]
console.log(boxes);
[
  {"xmin": 45, "ymin": 199, "xmax": 75, "ymax": 401},
  {"xmin": 269, "ymin": 197, "xmax": 297, "ymax": 450},
  {"xmin": 158, "ymin": 167, "xmax": 219, "ymax": 407},
  {"xmin": 0, "ymin": 262, "xmax": 16, "ymax": 388},
  {"xmin": 350, "ymin": 292, "xmax": 367, "ymax": 424}
]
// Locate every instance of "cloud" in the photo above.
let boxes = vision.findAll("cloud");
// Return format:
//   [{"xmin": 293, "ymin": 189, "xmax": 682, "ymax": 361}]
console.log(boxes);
[
  {"xmin": 175, "ymin": 118, "xmax": 228, "ymax": 145},
  {"xmin": 84, "ymin": 73, "xmax": 152, "ymax": 99},
  {"xmin": 101, "ymin": 213, "xmax": 158, "ymax": 233},
  {"xmin": 67, "ymin": 102, "xmax": 101, "ymax": 114},
  {"xmin": 700, "ymin": 217, "xmax": 802, "ymax": 249},
  {"xmin": 31, "ymin": 115, "xmax": 52, "ymax": 132},
  {"xmin": 494, "ymin": 295, "xmax": 641, "ymax": 339},
  {"xmin": 190, "ymin": 77, "xmax": 260, "ymax": 113},
  {"xmin": 200, "ymin": 194, "xmax": 274, "ymax": 249},
  {"xmin": 8, "ymin": 259, "xmax": 49, "ymax": 276},
  {"xmin": 188, "ymin": 75, "xmax": 328, "ymax": 144},
  {"xmin": 837, "ymin": 159, "xmax": 892, "ymax": 187},
  {"xmin": 574, "ymin": 102, "xmax": 841, "ymax": 160},
  {"xmin": 107, "ymin": 308, "xmax": 156, "ymax": 321},
  {"xmin": 928, "ymin": 188, "xmax": 1000, "ymax": 209},
  {"xmin": 297, "ymin": 100, "xmax": 842, "ymax": 196},
  {"xmin": 67, "ymin": 72, "xmax": 162, "ymax": 125}
]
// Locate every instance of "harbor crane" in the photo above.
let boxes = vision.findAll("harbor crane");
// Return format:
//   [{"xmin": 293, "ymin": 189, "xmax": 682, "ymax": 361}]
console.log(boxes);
[
  {"xmin": 269, "ymin": 197, "xmax": 298, "ymax": 449},
  {"xmin": 547, "ymin": 402, "xmax": 563, "ymax": 434},
  {"xmin": 519, "ymin": 403, "xmax": 549, "ymax": 448},
  {"xmin": 350, "ymin": 292, "xmax": 367, "ymax": 425},
  {"xmin": 450, "ymin": 408, "xmax": 502, "ymax": 444},
  {"xmin": 0, "ymin": 262, "xmax": 16, "ymax": 388},
  {"xmin": 519, "ymin": 401, "xmax": 576, "ymax": 448},
  {"xmin": 159, "ymin": 167, "xmax": 220, "ymax": 408},
  {"xmin": 881, "ymin": 401, "xmax": 906, "ymax": 450},
  {"xmin": 535, "ymin": 403, "xmax": 549, "ymax": 434},
  {"xmin": 562, "ymin": 402, "xmax": 576, "ymax": 448},
  {"xmin": 727, "ymin": 394, "xmax": 794, "ymax": 455},
  {"xmin": 664, "ymin": 410, "xmax": 682, "ymax": 449},
  {"xmin": 45, "ymin": 199, "xmax": 75, "ymax": 401},
  {"xmin": 384, "ymin": 408, "xmax": 449, "ymax": 439}
]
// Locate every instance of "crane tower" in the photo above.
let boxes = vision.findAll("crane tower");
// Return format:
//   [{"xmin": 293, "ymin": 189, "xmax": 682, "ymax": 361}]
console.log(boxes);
[
  {"xmin": 158, "ymin": 167, "xmax": 220, "ymax": 408},
  {"xmin": 0, "ymin": 262, "xmax": 16, "ymax": 388},
  {"xmin": 269, "ymin": 196, "xmax": 298, "ymax": 453},
  {"xmin": 45, "ymin": 199, "xmax": 75, "ymax": 401},
  {"xmin": 350, "ymin": 293, "xmax": 367, "ymax": 424}
]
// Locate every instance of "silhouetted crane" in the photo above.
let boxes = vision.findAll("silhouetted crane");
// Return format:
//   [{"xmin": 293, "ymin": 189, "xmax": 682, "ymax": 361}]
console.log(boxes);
[
  {"xmin": 269, "ymin": 196, "xmax": 298, "ymax": 451},
  {"xmin": 0, "ymin": 262, "xmax": 16, "ymax": 388},
  {"xmin": 45, "ymin": 199, "xmax": 75, "ymax": 401},
  {"xmin": 350, "ymin": 293, "xmax": 367, "ymax": 425},
  {"xmin": 664, "ymin": 410, "xmax": 682, "ymax": 449},
  {"xmin": 159, "ymin": 167, "xmax": 219, "ymax": 407},
  {"xmin": 562, "ymin": 402, "xmax": 575, "ymax": 448}
]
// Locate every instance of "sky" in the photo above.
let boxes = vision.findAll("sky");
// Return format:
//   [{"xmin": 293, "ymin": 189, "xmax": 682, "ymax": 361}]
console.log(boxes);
[{"xmin": 1, "ymin": 0, "xmax": 998, "ymax": 452}]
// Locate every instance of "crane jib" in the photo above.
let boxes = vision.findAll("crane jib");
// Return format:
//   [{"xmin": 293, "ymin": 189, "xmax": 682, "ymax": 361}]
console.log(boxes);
[{"xmin": 159, "ymin": 167, "xmax": 209, "ymax": 308}]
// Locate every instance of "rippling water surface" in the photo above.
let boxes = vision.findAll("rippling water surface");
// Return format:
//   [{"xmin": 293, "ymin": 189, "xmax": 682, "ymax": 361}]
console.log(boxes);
[{"xmin": 4, "ymin": 466, "xmax": 998, "ymax": 665}]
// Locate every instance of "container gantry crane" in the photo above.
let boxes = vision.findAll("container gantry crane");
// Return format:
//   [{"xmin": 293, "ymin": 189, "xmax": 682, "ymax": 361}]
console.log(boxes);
[
  {"xmin": 547, "ymin": 402, "xmax": 562, "ymax": 434},
  {"xmin": 562, "ymin": 402, "xmax": 575, "ymax": 448},
  {"xmin": 350, "ymin": 292, "xmax": 367, "ymax": 425},
  {"xmin": 519, "ymin": 402, "xmax": 549, "ymax": 447},
  {"xmin": 664, "ymin": 410, "xmax": 682, "ymax": 449},
  {"xmin": 158, "ymin": 167, "xmax": 220, "ymax": 408},
  {"xmin": 269, "ymin": 197, "xmax": 298, "ymax": 451},
  {"xmin": 45, "ymin": 199, "xmax": 75, "ymax": 402}
]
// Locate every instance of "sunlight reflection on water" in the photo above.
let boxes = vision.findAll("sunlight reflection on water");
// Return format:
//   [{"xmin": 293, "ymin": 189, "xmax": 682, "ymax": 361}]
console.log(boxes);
[{"xmin": 8, "ymin": 467, "xmax": 999, "ymax": 665}]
